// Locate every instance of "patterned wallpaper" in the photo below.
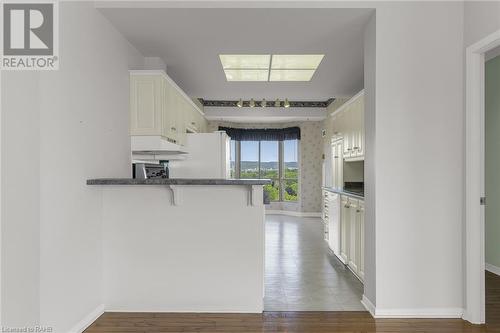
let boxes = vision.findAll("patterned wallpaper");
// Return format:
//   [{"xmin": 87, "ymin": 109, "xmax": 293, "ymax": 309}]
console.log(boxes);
[{"xmin": 207, "ymin": 121, "xmax": 324, "ymax": 213}]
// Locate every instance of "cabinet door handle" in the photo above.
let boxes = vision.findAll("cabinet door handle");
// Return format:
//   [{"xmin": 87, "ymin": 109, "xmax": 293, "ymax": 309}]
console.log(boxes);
[
  {"xmin": 344, "ymin": 204, "xmax": 350, "ymax": 208},
  {"xmin": 191, "ymin": 122, "xmax": 196, "ymax": 125},
  {"xmin": 353, "ymin": 147, "xmax": 359, "ymax": 150},
  {"xmin": 171, "ymin": 127, "xmax": 177, "ymax": 132},
  {"xmin": 356, "ymin": 209, "xmax": 361, "ymax": 213},
  {"xmin": 334, "ymin": 156, "xmax": 339, "ymax": 159}
]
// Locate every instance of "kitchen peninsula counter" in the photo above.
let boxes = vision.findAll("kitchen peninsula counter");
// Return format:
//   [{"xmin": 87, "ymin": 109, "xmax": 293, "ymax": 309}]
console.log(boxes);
[
  {"xmin": 87, "ymin": 178, "xmax": 271, "ymax": 186},
  {"xmin": 88, "ymin": 177, "xmax": 267, "ymax": 313}
]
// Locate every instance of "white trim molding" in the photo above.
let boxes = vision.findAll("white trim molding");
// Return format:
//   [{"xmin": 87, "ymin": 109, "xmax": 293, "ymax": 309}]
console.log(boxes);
[
  {"xmin": 465, "ymin": 28, "xmax": 500, "ymax": 325},
  {"xmin": 361, "ymin": 295, "xmax": 462, "ymax": 319},
  {"xmin": 486, "ymin": 263, "xmax": 500, "ymax": 276},
  {"xmin": 68, "ymin": 304, "xmax": 104, "ymax": 333},
  {"xmin": 361, "ymin": 295, "xmax": 375, "ymax": 317},
  {"xmin": 373, "ymin": 308, "xmax": 463, "ymax": 319},
  {"xmin": 265, "ymin": 210, "xmax": 322, "ymax": 218},
  {"xmin": 330, "ymin": 89, "xmax": 364, "ymax": 117}
]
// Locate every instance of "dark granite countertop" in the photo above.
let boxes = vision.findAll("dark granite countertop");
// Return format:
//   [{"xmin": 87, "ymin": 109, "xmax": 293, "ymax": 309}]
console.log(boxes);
[
  {"xmin": 87, "ymin": 178, "xmax": 272, "ymax": 186},
  {"xmin": 323, "ymin": 186, "xmax": 365, "ymax": 200}
]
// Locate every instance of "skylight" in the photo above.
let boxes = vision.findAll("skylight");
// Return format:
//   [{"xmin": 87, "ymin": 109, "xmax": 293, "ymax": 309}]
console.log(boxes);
[{"xmin": 219, "ymin": 54, "xmax": 324, "ymax": 82}]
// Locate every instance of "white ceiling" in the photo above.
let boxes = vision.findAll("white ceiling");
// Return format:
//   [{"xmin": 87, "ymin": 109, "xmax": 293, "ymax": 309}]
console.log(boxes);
[{"xmin": 99, "ymin": 7, "xmax": 371, "ymax": 101}]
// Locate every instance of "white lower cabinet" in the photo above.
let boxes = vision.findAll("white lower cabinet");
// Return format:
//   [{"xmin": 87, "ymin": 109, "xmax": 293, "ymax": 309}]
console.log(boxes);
[
  {"xmin": 327, "ymin": 192, "xmax": 340, "ymax": 256},
  {"xmin": 340, "ymin": 195, "xmax": 364, "ymax": 282},
  {"xmin": 357, "ymin": 200, "xmax": 365, "ymax": 280},
  {"xmin": 340, "ymin": 196, "xmax": 351, "ymax": 264},
  {"xmin": 323, "ymin": 190, "xmax": 365, "ymax": 283}
]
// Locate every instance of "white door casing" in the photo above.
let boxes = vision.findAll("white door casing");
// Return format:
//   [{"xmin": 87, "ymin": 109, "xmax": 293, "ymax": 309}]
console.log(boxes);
[{"xmin": 464, "ymin": 28, "xmax": 500, "ymax": 325}]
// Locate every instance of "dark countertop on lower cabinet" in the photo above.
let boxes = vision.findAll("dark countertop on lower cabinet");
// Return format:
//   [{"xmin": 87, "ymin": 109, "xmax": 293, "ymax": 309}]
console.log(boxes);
[
  {"xmin": 87, "ymin": 178, "xmax": 272, "ymax": 186},
  {"xmin": 323, "ymin": 186, "xmax": 365, "ymax": 200}
]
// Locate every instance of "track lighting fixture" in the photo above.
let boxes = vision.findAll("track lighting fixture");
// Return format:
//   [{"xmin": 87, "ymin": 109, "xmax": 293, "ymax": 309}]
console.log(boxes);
[{"xmin": 233, "ymin": 98, "xmax": 291, "ymax": 107}]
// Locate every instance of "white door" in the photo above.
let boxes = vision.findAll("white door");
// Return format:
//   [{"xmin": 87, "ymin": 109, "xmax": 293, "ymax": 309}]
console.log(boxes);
[
  {"xmin": 340, "ymin": 196, "xmax": 350, "ymax": 264},
  {"xmin": 328, "ymin": 193, "xmax": 341, "ymax": 256},
  {"xmin": 130, "ymin": 75, "xmax": 163, "ymax": 136},
  {"xmin": 357, "ymin": 200, "xmax": 365, "ymax": 281},
  {"xmin": 348, "ymin": 199, "xmax": 359, "ymax": 273},
  {"xmin": 332, "ymin": 139, "xmax": 343, "ymax": 189},
  {"xmin": 163, "ymin": 79, "xmax": 178, "ymax": 142},
  {"xmin": 356, "ymin": 97, "xmax": 365, "ymax": 158}
]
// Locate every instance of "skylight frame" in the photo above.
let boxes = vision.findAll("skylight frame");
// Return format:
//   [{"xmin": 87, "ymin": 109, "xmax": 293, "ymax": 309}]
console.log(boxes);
[{"xmin": 219, "ymin": 54, "xmax": 324, "ymax": 82}]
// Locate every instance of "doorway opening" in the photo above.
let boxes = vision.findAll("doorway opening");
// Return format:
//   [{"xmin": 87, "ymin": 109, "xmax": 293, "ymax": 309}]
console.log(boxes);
[
  {"xmin": 484, "ymin": 45, "xmax": 500, "ymax": 325},
  {"xmin": 465, "ymin": 28, "xmax": 500, "ymax": 325}
]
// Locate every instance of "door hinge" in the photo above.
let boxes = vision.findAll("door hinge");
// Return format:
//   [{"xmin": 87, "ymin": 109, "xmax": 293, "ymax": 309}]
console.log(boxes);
[{"xmin": 480, "ymin": 197, "xmax": 486, "ymax": 206}]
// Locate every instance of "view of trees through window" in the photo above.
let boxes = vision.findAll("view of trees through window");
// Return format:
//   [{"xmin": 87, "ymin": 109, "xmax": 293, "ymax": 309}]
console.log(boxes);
[{"xmin": 230, "ymin": 139, "xmax": 298, "ymax": 202}]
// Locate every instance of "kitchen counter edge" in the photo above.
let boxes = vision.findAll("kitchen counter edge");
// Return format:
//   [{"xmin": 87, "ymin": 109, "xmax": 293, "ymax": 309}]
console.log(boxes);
[
  {"xmin": 87, "ymin": 178, "xmax": 272, "ymax": 186},
  {"xmin": 322, "ymin": 187, "xmax": 365, "ymax": 200}
]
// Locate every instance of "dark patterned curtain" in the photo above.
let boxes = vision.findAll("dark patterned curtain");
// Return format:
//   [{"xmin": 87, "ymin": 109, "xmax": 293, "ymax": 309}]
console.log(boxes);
[{"xmin": 218, "ymin": 126, "xmax": 301, "ymax": 141}]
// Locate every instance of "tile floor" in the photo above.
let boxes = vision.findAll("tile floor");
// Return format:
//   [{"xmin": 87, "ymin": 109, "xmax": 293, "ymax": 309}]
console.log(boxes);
[{"xmin": 264, "ymin": 214, "xmax": 365, "ymax": 311}]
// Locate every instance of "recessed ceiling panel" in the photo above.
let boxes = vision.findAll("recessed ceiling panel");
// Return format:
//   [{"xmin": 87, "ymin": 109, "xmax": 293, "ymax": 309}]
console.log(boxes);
[
  {"xmin": 271, "ymin": 54, "xmax": 324, "ymax": 69},
  {"xmin": 269, "ymin": 69, "xmax": 315, "ymax": 82},
  {"xmin": 224, "ymin": 69, "xmax": 269, "ymax": 81}
]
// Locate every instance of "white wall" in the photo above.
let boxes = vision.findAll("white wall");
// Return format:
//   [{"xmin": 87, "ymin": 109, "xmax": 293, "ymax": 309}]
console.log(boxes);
[
  {"xmin": 1, "ymin": 72, "xmax": 41, "ymax": 327},
  {"xmin": 464, "ymin": 1, "xmax": 500, "ymax": 48},
  {"xmin": 372, "ymin": 2, "xmax": 464, "ymax": 315},
  {"xmin": 363, "ymin": 12, "xmax": 376, "ymax": 306},
  {"xmin": 1, "ymin": 2, "xmax": 144, "ymax": 331}
]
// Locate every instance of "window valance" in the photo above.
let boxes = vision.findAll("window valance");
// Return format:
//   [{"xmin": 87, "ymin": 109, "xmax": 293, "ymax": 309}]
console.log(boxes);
[{"xmin": 218, "ymin": 126, "xmax": 301, "ymax": 141}]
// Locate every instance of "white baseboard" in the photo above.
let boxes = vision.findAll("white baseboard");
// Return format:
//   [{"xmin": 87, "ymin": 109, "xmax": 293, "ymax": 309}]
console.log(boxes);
[
  {"xmin": 68, "ymin": 304, "xmax": 104, "ymax": 333},
  {"xmin": 105, "ymin": 308, "xmax": 262, "ymax": 313},
  {"xmin": 265, "ymin": 210, "xmax": 322, "ymax": 218},
  {"xmin": 361, "ymin": 295, "xmax": 375, "ymax": 317},
  {"xmin": 373, "ymin": 308, "xmax": 463, "ymax": 319},
  {"xmin": 486, "ymin": 263, "xmax": 500, "ymax": 276},
  {"xmin": 361, "ymin": 297, "xmax": 463, "ymax": 319}
]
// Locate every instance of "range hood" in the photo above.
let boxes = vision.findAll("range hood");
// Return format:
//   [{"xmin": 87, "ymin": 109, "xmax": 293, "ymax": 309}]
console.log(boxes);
[{"xmin": 131, "ymin": 136, "xmax": 188, "ymax": 162}]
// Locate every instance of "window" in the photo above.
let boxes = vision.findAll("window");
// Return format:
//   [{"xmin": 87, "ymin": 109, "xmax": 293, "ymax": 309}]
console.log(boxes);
[
  {"xmin": 232, "ymin": 139, "xmax": 299, "ymax": 202},
  {"xmin": 283, "ymin": 140, "xmax": 299, "ymax": 201},
  {"xmin": 229, "ymin": 139, "xmax": 236, "ymax": 178}
]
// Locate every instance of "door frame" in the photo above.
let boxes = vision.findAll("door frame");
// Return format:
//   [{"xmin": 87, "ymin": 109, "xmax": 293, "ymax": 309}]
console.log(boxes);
[{"xmin": 464, "ymin": 28, "xmax": 500, "ymax": 325}]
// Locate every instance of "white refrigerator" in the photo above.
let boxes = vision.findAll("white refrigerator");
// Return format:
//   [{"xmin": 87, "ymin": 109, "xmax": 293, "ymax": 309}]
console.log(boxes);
[{"xmin": 168, "ymin": 131, "xmax": 231, "ymax": 179}]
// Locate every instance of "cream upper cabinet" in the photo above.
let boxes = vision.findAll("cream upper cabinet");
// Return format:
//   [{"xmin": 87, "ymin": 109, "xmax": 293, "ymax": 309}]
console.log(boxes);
[
  {"xmin": 163, "ymin": 78, "xmax": 177, "ymax": 142},
  {"xmin": 130, "ymin": 75, "xmax": 164, "ymax": 136},
  {"xmin": 130, "ymin": 70, "xmax": 206, "ymax": 146},
  {"xmin": 331, "ymin": 90, "xmax": 364, "ymax": 161}
]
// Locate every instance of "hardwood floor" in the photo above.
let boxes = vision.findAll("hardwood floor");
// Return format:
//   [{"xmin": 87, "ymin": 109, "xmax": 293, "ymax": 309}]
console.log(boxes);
[
  {"xmin": 84, "ymin": 311, "xmax": 500, "ymax": 333},
  {"xmin": 85, "ymin": 271, "xmax": 500, "ymax": 333},
  {"xmin": 487, "ymin": 271, "xmax": 500, "ymax": 325},
  {"xmin": 85, "ymin": 247, "xmax": 500, "ymax": 332}
]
